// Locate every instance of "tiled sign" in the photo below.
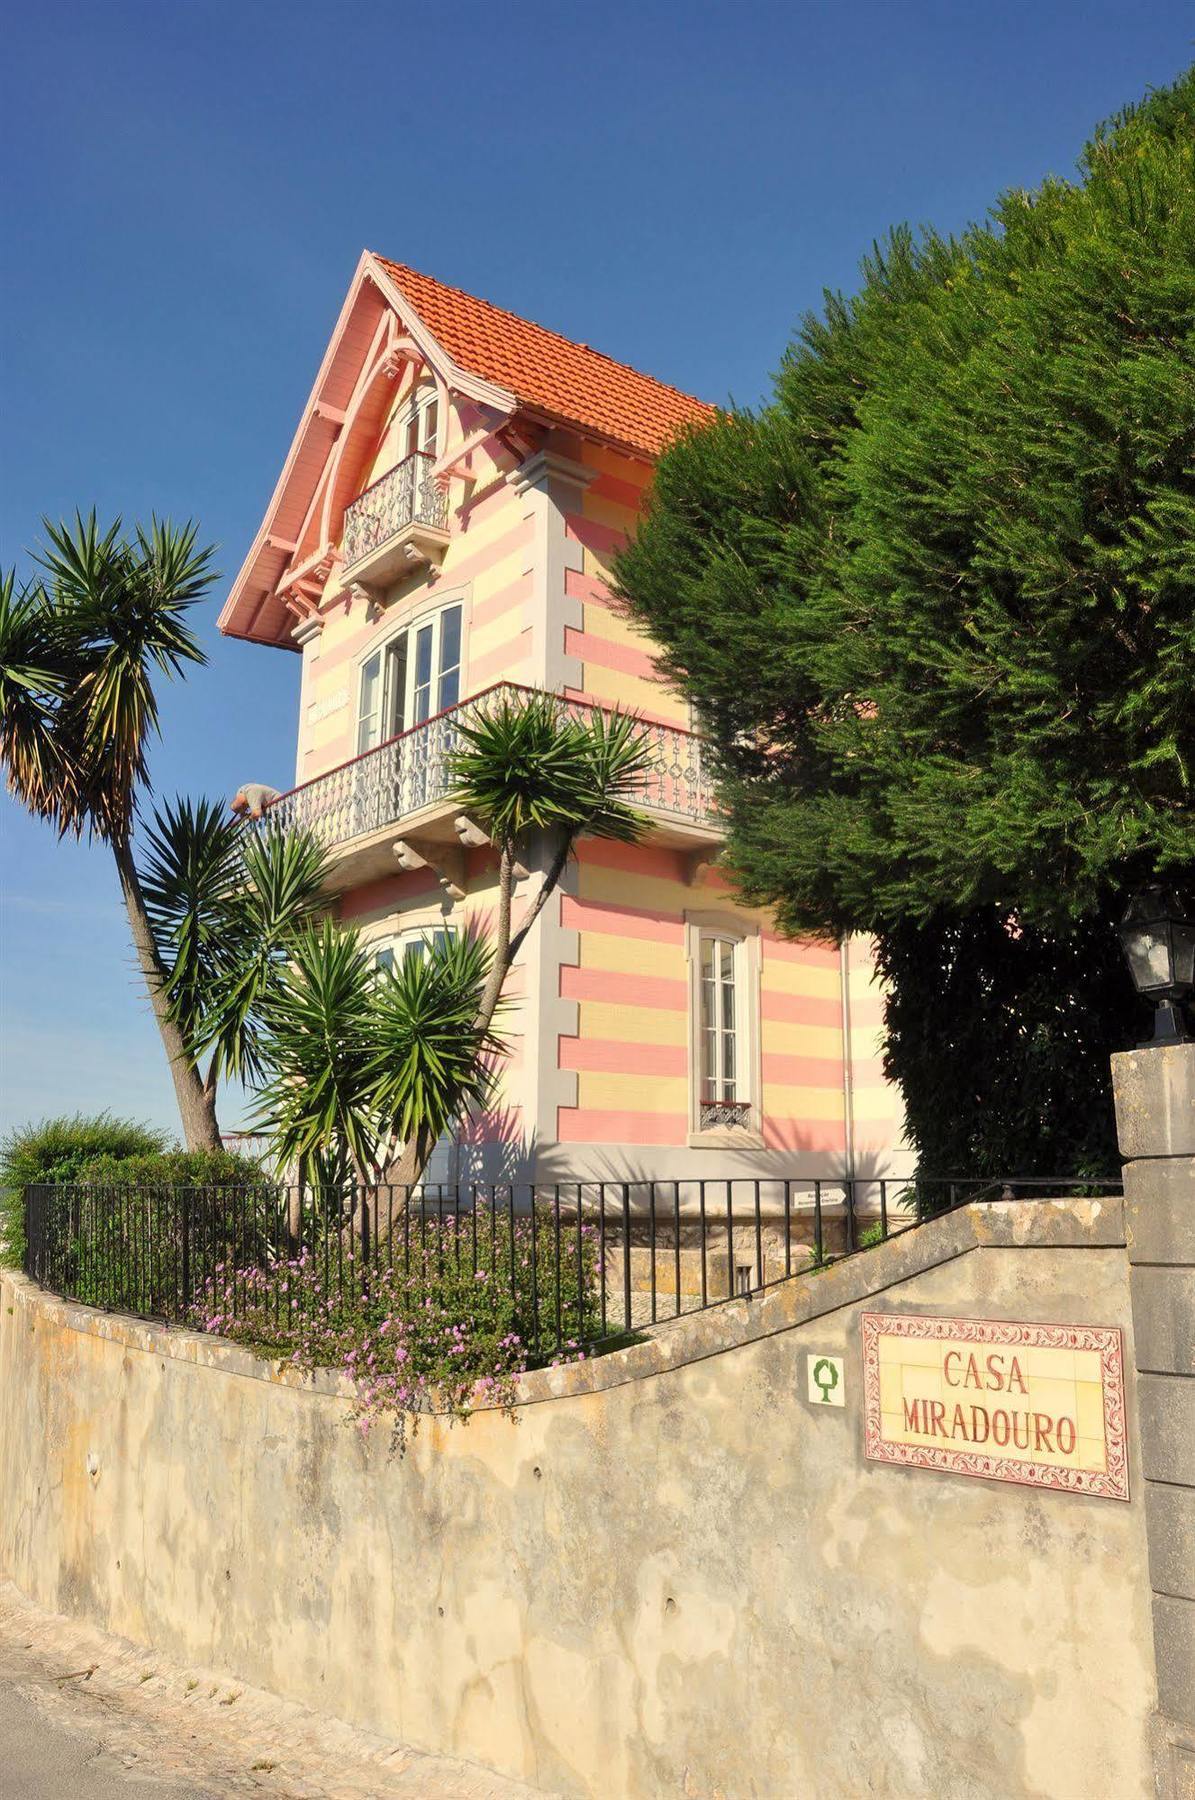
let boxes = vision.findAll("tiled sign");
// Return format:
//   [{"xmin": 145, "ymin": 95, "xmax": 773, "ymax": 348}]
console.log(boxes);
[{"xmin": 861, "ymin": 1312, "xmax": 1129, "ymax": 1501}]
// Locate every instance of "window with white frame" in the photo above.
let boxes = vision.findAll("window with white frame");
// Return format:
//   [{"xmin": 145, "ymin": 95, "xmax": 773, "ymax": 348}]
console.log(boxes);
[
  {"xmin": 687, "ymin": 919, "xmax": 760, "ymax": 1138},
  {"xmin": 355, "ymin": 600, "xmax": 463, "ymax": 754},
  {"xmin": 394, "ymin": 380, "xmax": 439, "ymax": 464}
]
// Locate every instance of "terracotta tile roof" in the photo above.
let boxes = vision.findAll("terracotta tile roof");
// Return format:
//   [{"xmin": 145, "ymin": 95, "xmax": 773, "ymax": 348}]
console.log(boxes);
[{"xmin": 374, "ymin": 255, "xmax": 717, "ymax": 459}]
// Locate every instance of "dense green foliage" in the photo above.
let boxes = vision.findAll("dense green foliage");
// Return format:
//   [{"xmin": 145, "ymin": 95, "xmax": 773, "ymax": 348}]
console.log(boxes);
[
  {"xmin": 72, "ymin": 1147, "xmax": 267, "ymax": 1186},
  {"xmin": 140, "ymin": 798, "xmax": 329, "ymax": 1090},
  {"xmin": 249, "ymin": 920, "xmax": 503, "ymax": 1185},
  {"xmin": 616, "ymin": 72, "xmax": 1195, "ymax": 1175},
  {"xmin": 877, "ymin": 912, "xmax": 1149, "ymax": 1175},
  {"xmin": 0, "ymin": 1114, "xmax": 170, "ymax": 1264}
]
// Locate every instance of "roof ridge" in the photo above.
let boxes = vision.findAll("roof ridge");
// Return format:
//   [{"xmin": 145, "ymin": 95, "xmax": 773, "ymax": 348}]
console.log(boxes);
[{"xmin": 370, "ymin": 252, "xmax": 715, "ymax": 412}]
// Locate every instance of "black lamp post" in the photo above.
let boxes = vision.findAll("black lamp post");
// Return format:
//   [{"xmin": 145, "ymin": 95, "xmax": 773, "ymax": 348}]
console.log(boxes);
[{"xmin": 1117, "ymin": 887, "xmax": 1195, "ymax": 1047}]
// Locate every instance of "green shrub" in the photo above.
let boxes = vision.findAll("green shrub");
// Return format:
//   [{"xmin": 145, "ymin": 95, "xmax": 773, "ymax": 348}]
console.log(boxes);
[
  {"xmin": 0, "ymin": 1114, "xmax": 170, "ymax": 1266},
  {"xmin": 76, "ymin": 1148, "xmax": 266, "ymax": 1186}
]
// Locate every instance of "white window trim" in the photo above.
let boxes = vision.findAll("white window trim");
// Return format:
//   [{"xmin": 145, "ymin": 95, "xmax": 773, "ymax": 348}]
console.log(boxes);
[
  {"xmin": 390, "ymin": 378, "xmax": 441, "ymax": 462},
  {"xmin": 352, "ymin": 587, "xmax": 471, "ymax": 755},
  {"xmin": 684, "ymin": 912, "xmax": 764, "ymax": 1149}
]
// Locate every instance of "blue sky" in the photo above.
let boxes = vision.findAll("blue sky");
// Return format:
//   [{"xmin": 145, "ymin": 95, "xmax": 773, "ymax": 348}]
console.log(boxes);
[{"xmin": 1, "ymin": 0, "xmax": 1190, "ymax": 1139}]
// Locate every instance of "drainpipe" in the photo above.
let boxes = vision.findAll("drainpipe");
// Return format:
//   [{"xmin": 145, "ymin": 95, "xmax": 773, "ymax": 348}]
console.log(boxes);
[{"xmin": 840, "ymin": 936, "xmax": 856, "ymax": 1186}]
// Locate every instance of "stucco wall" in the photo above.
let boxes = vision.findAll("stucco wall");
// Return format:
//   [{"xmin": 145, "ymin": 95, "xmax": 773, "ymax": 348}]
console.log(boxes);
[{"xmin": 0, "ymin": 1200, "xmax": 1156, "ymax": 1799}]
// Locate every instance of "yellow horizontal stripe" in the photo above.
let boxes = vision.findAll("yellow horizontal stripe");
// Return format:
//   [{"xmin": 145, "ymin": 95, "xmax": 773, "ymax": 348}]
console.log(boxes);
[
  {"xmin": 579, "ymin": 933, "xmax": 686, "ymax": 980},
  {"xmin": 762, "ymin": 959, "xmax": 842, "ymax": 1000},
  {"xmin": 766, "ymin": 1021, "xmax": 844, "ymax": 1060},
  {"xmin": 576, "ymin": 1000, "xmax": 687, "ymax": 1046},
  {"xmin": 578, "ymin": 1071, "xmax": 688, "ymax": 1110}
]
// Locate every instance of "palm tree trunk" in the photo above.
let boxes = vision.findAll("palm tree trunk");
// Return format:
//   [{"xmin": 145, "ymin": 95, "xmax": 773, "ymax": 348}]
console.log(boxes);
[{"xmin": 111, "ymin": 835, "xmax": 223, "ymax": 1151}]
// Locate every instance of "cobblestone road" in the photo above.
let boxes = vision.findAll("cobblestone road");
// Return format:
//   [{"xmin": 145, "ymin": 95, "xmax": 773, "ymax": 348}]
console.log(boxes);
[{"xmin": 0, "ymin": 1583, "xmax": 548, "ymax": 1800}]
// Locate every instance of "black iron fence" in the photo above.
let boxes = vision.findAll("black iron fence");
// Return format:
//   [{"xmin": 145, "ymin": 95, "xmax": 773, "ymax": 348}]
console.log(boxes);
[{"xmin": 22, "ymin": 1174, "xmax": 1122, "ymax": 1362}]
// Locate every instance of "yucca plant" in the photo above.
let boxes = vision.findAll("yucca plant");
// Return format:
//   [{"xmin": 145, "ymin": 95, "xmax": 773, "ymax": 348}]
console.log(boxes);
[
  {"xmin": 140, "ymin": 799, "xmax": 330, "ymax": 1122},
  {"xmin": 0, "ymin": 515, "xmax": 220, "ymax": 1147},
  {"xmin": 248, "ymin": 922, "xmax": 501, "ymax": 1202},
  {"xmin": 369, "ymin": 929, "xmax": 504, "ymax": 1186},
  {"xmin": 450, "ymin": 693, "xmax": 651, "ymax": 1040}
]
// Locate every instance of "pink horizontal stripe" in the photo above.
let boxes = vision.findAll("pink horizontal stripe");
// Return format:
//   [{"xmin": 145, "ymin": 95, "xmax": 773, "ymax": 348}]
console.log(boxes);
[
  {"xmin": 762, "ymin": 1052, "xmax": 846, "ymax": 1088},
  {"xmin": 762, "ymin": 989, "xmax": 845, "ymax": 1030},
  {"xmin": 587, "ymin": 469, "xmax": 650, "ymax": 511},
  {"xmin": 564, "ymin": 514, "xmax": 626, "ymax": 560},
  {"xmin": 577, "ymin": 837, "xmax": 689, "ymax": 881},
  {"xmin": 338, "ymin": 870, "xmax": 440, "ymax": 918},
  {"xmin": 562, "ymin": 966, "xmax": 687, "ymax": 1012},
  {"xmin": 470, "ymin": 574, "xmax": 529, "ymax": 631},
  {"xmin": 559, "ymin": 1037, "xmax": 686, "ymax": 1076},
  {"xmin": 560, "ymin": 894, "xmax": 683, "ymax": 944},
  {"xmin": 565, "ymin": 566, "xmax": 620, "ymax": 608},
  {"xmin": 565, "ymin": 626, "xmax": 659, "ymax": 682},
  {"xmin": 470, "ymin": 633, "xmax": 532, "ymax": 686},
  {"xmin": 557, "ymin": 1107, "xmax": 687, "ymax": 1146}
]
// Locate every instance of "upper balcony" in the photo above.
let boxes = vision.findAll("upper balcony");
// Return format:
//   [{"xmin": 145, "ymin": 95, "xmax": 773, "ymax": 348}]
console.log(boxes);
[
  {"xmin": 264, "ymin": 683, "xmax": 722, "ymax": 891},
  {"xmin": 341, "ymin": 451, "xmax": 451, "ymax": 586}
]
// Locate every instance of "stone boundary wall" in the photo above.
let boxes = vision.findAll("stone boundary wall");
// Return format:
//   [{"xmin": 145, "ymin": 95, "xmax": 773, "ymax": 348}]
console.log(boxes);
[{"xmin": 0, "ymin": 1199, "xmax": 1159, "ymax": 1798}]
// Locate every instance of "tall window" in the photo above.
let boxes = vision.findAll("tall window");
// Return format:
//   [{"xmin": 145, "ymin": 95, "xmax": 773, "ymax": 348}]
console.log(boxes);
[
  {"xmin": 356, "ymin": 601, "xmax": 463, "ymax": 754},
  {"xmin": 688, "ymin": 917, "xmax": 760, "ymax": 1140},
  {"xmin": 700, "ymin": 934, "xmax": 739, "ymax": 1105},
  {"xmin": 397, "ymin": 382, "xmax": 439, "ymax": 462}
]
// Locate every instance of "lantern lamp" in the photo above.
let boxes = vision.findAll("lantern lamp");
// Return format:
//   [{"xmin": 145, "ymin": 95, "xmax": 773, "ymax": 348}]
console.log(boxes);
[{"xmin": 1117, "ymin": 887, "xmax": 1195, "ymax": 1047}]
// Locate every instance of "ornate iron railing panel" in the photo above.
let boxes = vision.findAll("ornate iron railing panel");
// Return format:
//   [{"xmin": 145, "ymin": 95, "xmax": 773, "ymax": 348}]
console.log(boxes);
[
  {"xmin": 699, "ymin": 1099, "xmax": 754, "ymax": 1132},
  {"xmin": 264, "ymin": 683, "xmax": 718, "ymax": 851},
  {"xmin": 341, "ymin": 452, "xmax": 449, "ymax": 569}
]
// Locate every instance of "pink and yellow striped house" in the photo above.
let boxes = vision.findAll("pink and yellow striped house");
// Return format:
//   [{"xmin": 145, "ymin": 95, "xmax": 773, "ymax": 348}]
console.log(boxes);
[{"xmin": 220, "ymin": 253, "xmax": 906, "ymax": 1186}]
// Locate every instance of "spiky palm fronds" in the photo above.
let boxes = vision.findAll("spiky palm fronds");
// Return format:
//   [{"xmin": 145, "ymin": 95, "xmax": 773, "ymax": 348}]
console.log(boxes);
[{"xmin": 450, "ymin": 692, "xmax": 651, "ymax": 850}]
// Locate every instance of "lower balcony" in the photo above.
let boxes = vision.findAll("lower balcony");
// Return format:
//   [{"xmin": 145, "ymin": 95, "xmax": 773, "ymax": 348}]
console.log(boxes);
[{"xmin": 264, "ymin": 682, "xmax": 722, "ymax": 889}]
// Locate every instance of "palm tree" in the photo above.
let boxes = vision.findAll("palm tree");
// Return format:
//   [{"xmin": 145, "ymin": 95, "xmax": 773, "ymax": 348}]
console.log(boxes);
[
  {"xmin": 0, "ymin": 515, "xmax": 221, "ymax": 1147},
  {"xmin": 249, "ymin": 922, "xmax": 502, "ymax": 1218},
  {"xmin": 139, "ymin": 797, "xmax": 330, "ymax": 1133},
  {"xmin": 450, "ymin": 693, "xmax": 652, "ymax": 1043}
]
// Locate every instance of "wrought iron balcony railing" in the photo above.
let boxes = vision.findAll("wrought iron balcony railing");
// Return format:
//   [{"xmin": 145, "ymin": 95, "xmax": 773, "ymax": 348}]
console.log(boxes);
[
  {"xmin": 341, "ymin": 451, "xmax": 450, "ymax": 570},
  {"xmin": 264, "ymin": 683, "xmax": 718, "ymax": 851}
]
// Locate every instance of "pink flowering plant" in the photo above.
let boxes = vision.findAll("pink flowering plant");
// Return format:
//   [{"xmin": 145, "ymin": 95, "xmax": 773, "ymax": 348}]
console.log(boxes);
[{"xmin": 191, "ymin": 1210, "xmax": 603, "ymax": 1450}]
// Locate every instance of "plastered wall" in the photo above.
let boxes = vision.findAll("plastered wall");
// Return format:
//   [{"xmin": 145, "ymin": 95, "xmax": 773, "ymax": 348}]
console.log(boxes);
[{"xmin": 0, "ymin": 1198, "xmax": 1156, "ymax": 1799}]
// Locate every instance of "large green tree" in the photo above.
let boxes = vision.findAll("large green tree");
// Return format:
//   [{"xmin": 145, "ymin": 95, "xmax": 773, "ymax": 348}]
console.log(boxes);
[{"xmin": 616, "ymin": 73, "xmax": 1194, "ymax": 1175}]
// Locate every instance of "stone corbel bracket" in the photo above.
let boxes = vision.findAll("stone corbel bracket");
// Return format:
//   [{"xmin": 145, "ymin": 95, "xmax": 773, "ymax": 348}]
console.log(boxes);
[
  {"xmin": 393, "ymin": 838, "xmax": 466, "ymax": 902},
  {"xmin": 686, "ymin": 848, "xmax": 722, "ymax": 887},
  {"xmin": 454, "ymin": 816, "xmax": 528, "ymax": 880}
]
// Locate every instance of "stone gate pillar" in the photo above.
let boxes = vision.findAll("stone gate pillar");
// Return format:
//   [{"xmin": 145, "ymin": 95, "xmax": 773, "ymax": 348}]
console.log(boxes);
[{"xmin": 1112, "ymin": 1042, "xmax": 1195, "ymax": 1799}]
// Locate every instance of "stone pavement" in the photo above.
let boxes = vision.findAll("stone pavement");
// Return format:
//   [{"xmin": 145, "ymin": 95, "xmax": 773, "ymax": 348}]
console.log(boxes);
[{"xmin": 0, "ymin": 1582, "xmax": 548, "ymax": 1800}]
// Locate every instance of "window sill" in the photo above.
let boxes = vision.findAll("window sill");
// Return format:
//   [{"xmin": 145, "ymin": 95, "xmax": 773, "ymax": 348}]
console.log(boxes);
[{"xmin": 687, "ymin": 1128, "xmax": 766, "ymax": 1151}]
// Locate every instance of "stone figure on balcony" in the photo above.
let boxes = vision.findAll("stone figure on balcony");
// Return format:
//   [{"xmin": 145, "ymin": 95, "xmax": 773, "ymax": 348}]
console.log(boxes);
[{"xmin": 231, "ymin": 783, "xmax": 280, "ymax": 821}]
